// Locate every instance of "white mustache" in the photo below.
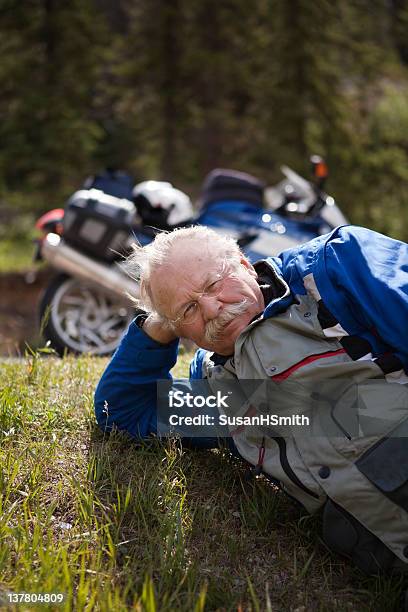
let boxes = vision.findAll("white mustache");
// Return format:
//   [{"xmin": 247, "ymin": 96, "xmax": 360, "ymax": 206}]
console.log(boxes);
[{"xmin": 204, "ymin": 298, "xmax": 250, "ymax": 344}]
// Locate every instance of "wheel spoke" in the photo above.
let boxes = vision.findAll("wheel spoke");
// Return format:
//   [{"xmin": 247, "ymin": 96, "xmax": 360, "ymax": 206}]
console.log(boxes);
[
  {"xmin": 99, "ymin": 316, "xmax": 122, "ymax": 335},
  {"xmin": 58, "ymin": 302, "xmax": 77, "ymax": 337},
  {"xmin": 96, "ymin": 294, "xmax": 109, "ymax": 318},
  {"xmin": 79, "ymin": 326, "xmax": 104, "ymax": 347},
  {"xmin": 81, "ymin": 288, "xmax": 99, "ymax": 309},
  {"xmin": 61, "ymin": 296, "xmax": 87, "ymax": 306}
]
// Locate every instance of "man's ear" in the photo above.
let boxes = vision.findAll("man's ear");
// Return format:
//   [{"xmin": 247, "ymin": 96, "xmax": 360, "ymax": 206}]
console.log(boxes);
[{"xmin": 240, "ymin": 255, "xmax": 257, "ymax": 278}]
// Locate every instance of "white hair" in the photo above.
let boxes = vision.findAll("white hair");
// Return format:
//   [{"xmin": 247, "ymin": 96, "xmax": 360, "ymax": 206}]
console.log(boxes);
[{"xmin": 123, "ymin": 225, "xmax": 243, "ymax": 315}]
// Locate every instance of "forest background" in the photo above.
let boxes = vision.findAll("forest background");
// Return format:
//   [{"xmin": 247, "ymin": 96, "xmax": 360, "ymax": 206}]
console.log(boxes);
[{"xmin": 1, "ymin": 0, "xmax": 408, "ymax": 242}]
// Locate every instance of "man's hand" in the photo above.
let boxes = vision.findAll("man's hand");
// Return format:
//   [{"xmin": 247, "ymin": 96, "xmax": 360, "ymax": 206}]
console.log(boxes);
[{"xmin": 142, "ymin": 313, "xmax": 178, "ymax": 345}]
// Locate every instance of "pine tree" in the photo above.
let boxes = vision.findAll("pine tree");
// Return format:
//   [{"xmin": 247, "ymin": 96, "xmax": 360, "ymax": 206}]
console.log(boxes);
[
  {"xmin": 0, "ymin": 0, "xmax": 107, "ymax": 207},
  {"xmin": 255, "ymin": 1, "xmax": 353, "ymax": 178}
]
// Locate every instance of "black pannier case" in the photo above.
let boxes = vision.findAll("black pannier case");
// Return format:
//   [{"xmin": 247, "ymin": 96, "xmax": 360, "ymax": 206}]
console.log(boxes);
[
  {"xmin": 63, "ymin": 189, "xmax": 137, "ymax": 262},
  {"xmin": 200, "ymin": 168, "xmax": 265, "ymax": 209}
]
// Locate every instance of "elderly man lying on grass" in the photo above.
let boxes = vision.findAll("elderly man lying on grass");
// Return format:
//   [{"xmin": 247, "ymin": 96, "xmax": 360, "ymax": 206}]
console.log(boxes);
[{"xmin": 95, "ymin": 224, "xmax": 408, "ymax": 575}]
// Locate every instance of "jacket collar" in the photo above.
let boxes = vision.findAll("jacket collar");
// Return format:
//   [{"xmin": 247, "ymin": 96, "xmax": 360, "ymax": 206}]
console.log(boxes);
[{"xmin": 253, "ymin": 258, "xmax": 293, "ymax": 319}]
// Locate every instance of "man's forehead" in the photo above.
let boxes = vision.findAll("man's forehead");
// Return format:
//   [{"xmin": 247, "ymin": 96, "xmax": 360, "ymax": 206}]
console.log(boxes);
[
  {"xmin": 157, "ymin": 241, "xmax": 225, "ymax": 279},
  {"xmin": 169, "ymin": 238, "xmax": 221, "ymax": 266}
]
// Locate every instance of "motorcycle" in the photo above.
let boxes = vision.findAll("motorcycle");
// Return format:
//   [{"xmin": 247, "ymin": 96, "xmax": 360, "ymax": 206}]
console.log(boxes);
[{"xmin": 34, "ymin": 158, "xmax": 347, "ymax": 356}]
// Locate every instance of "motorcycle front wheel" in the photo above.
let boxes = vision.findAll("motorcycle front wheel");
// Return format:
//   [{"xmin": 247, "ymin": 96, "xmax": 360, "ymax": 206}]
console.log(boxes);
[{"xmin": 39, "ymin": 273, "xmax": 136, "ymax": 356}]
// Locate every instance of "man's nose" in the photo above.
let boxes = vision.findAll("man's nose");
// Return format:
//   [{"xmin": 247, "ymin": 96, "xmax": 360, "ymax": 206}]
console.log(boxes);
[{"xmin": 198, "ymin": 294, "xmax": 223, "ymax": 321}]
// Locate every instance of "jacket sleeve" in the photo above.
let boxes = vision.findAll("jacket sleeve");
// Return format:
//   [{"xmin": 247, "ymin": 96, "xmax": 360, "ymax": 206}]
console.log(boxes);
[
  {"xmin": 317, "ymin": 226, "xmax": 408, "ymax": 372},
  {"xmin": 94, "ymin": 316, "xmax": 179, "ymax": 439}
]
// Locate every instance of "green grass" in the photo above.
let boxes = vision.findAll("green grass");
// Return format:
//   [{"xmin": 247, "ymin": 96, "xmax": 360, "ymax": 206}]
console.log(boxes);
[
  {"xmin": 0, "ymin": 210, "xmax": 52, "ymax": 273},
  {"xmin": 0, "ymin": 348, "xmax": 407, "ymax": 611},
  {"xmin": 0, "ymin": 237, "xmax": 38, "ymax": 274},
  {"xmin": 0, "ymin": 211, "xmax": 39, "ymax": 273}
]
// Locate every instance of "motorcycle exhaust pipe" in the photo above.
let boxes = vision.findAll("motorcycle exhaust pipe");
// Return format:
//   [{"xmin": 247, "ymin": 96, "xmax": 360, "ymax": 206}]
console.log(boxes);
[{"xmin": 41, "ymin": 233, "xmax": 140, "ymax": 302}]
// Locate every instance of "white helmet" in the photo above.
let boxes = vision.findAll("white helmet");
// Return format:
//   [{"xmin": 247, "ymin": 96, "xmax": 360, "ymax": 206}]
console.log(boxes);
[{"xmin": 132, "ymin": 180, "xmax": 193, "ymax": 226}]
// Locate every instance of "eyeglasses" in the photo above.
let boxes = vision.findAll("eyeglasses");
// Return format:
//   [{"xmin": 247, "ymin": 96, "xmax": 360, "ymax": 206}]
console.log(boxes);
[{"xmin": 170, "ymin": 262, "xmax": 240, "ymax": 326}]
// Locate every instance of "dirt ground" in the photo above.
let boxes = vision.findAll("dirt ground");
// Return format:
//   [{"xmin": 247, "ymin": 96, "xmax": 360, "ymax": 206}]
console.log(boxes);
[{"xmin": 0, "ymin": 268, "xmax": 53, "ymax": 356}]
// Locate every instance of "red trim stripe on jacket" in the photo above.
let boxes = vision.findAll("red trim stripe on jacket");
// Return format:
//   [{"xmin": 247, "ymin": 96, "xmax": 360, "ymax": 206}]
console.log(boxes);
[{"xmin": 271, "ymin": 348, "xmax": 347, "ymax": 382}]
